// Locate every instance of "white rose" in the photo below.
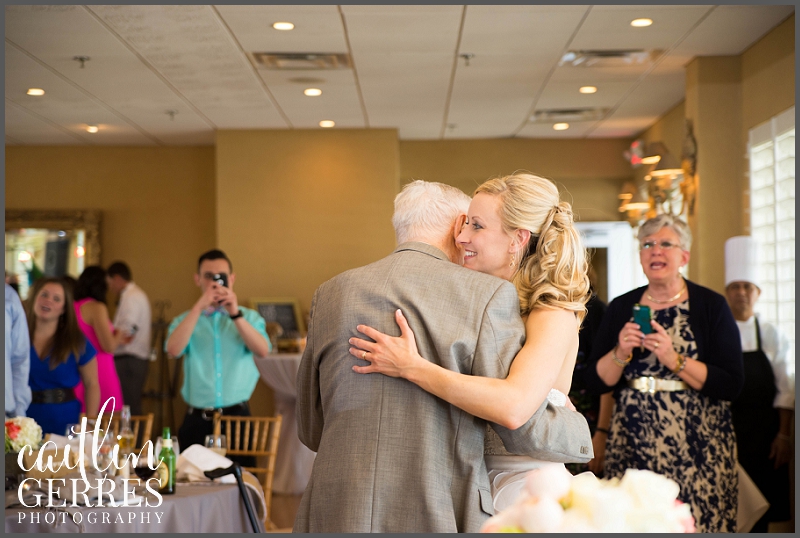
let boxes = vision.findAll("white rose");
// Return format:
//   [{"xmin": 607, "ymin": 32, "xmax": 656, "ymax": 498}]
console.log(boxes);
[
  {"xmin": 518, "ymin": 496, "xmax": 565, "ymax": 532},
  {"xmin": 620, "ymin": 469, "xmax": 680, "ymax": 509},
  {"xmin": 525, "ymin": 463, "xmax": 573, "ymax": 501}
]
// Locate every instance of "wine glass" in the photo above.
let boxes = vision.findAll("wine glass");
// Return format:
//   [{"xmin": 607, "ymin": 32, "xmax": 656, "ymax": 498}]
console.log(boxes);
[
  {"xmin": 94, "ymin": 429, "xmax": 116, "ymax": 477},
  {"xmin": 154, "ymin": 436, "xmax": 180, "ymax": 458},
  {"xmin": 204, "ymin": 434, "xmax": 227, "ymax": 456}
]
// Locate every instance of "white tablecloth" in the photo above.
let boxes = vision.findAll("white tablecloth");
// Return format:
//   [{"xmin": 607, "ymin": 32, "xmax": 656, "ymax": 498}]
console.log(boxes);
[{"xmin": 254, "ymin": 353, "xmax": 316, "ymax": 495}]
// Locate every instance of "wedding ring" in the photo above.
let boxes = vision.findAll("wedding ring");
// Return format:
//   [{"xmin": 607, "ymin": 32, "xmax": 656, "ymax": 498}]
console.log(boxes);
[
  {"xmin": 624, "ymin": 336, "xmax": 629, "ymax": 342},
  {"xmin": 655, "ymin": 342, "xmax": 660, "ymax": 349},
  {"xmin": 361, "ymin": 351, "xmax": 368, "ymax": 360}
]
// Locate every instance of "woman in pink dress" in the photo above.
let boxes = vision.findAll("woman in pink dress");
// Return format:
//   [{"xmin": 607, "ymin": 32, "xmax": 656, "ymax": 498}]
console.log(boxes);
[{"xmin": 72, "ymin": 265, "xmax": 130, "ymax": 415}]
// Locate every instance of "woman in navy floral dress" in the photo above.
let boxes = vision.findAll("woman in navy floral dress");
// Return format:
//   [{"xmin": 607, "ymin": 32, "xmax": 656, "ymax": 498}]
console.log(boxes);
[{"xmin": 584, "ymin": 215, "xmax": 744, "ymax": 533}]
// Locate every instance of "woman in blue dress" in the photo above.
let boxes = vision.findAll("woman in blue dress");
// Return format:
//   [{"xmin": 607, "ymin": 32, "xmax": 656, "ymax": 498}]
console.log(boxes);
[{"xmin": 25, "ymin": 277, "xmax": 100, "ymax": 436}]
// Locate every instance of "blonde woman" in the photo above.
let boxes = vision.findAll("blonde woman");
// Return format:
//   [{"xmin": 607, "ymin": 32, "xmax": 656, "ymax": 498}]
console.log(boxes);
[{"xmin": 349, "ymin": 172, "xmax": 590, "ymax": 510}]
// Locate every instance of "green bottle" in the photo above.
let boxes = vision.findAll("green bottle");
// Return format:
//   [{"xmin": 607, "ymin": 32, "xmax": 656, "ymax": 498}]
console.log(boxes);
[{"xmin": 157, "ymin": 427, "xmax": 176, "ymax": 495}]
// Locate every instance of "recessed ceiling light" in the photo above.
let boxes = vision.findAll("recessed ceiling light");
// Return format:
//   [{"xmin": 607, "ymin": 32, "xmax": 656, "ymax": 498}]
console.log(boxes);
[
  {"xmin": 553, "ymin": 123, "xmax": 569, "ymax": 131},
  {"xmin": 641, "ymin": 155, "xmax": 661, "ymax": 165},
  {"xmin": 27, "ymin": 88, "xmax": 45, "ymax": 96},
  {"xmin": 631, "ymin": 18, "xmax": 653, "ymax": 27},
  {"xmin": 579, "ymin": 86, "xmax": 597, "ymax": 94},
  {"xmin": 86, "ymin": 125, "xmax": 99, "ymax": 133},
  {"xmin": 319, "ymin": 120, "xmax": 335, "ymax": 128},
  {"xmin": 304, "ymin": 88, "xmax": 322, "ymax": 97},
  {"xmin": 273, "ymin": 22, "xmax": 294, "ymax": 31}
]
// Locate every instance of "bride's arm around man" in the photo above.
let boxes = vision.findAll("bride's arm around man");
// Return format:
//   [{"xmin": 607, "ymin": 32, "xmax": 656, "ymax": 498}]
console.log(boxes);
[{"xmin": 294, "ymin": 180, "xmax": 591, "ymax": 534}]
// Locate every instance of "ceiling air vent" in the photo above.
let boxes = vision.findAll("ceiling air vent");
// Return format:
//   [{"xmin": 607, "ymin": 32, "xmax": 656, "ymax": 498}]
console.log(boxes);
[
  {"xmin": 530, "ymin": 108, "xmax": 609, "ymax": 123},
  {"xmin": 251, "ymin": 52, "xmax": 352, "ymax": 70},
  {"xmin": 560, "ymin": 49, "xmax": 662, "ymax": 68}
]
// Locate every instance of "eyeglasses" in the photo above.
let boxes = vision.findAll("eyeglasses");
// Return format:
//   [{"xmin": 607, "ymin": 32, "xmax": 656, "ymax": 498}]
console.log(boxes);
[
  {"xmin": 201, "ymin": 272, "xmax": 228, "ymax": 280},
  {"xmin": 640, "ymin": 240, "xmax": 681, "ymax": 251}
]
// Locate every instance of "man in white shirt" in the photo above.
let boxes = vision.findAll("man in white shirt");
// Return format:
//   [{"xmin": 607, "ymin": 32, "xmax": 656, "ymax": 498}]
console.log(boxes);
[
  {"xmin": 5, "ymin": 283, "xmax": 31, "ymax": 418},
  {"xmin": 725, "ymin": 236, "xmax": 794, "ymax": 532},
  {"xmin": 107, "ymin": 261, "xmax": 152, "ymax": 415}
]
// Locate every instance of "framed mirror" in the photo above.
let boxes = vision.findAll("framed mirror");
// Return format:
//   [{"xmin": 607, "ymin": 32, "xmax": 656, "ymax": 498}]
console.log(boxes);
[{"xmin": 5, "ymin": 209, "xmax": 101, "ymax": 300}]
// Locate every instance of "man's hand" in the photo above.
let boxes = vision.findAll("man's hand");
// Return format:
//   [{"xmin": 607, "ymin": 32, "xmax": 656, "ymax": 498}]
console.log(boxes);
[
  {"xmin": 214, "ymin": 285, "xmax": 240, "ymax": 316},
  {"xmin": 194, "ymin": 283, "xmax": 222, "ymax": 312},
  {"xmin": 770, "ymin": 435, "xmax": 792, "ymax": 468}
]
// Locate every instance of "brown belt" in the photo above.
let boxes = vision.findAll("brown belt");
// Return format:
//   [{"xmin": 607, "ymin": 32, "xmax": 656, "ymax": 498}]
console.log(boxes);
[
  {"xmin": 31, "ymin": 387, "xmax": 76, "ymax": 404},
  {"xmin": 627, "ymin": 376, "xmax": 689, "ymax": 393}
]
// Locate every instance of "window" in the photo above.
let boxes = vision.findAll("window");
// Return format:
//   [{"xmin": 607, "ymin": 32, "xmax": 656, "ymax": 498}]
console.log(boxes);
[{"xmin": 748, "ymin": 106, "xmax": 795, "ymax": 351}]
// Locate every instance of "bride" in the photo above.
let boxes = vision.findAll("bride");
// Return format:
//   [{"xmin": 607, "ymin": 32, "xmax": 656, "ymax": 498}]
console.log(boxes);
[{"xmin": 349, "ymin": 172, "xmax": 591, "ymax": 510}]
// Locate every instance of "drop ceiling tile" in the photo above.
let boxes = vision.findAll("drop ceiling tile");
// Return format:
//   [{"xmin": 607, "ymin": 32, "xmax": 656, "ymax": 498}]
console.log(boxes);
[
  {"xmin": 588, "ymin": 116, "xmax": 658, "ymax": 139},
  {"xmin": 344, "ymin": 7, "xmax": 462, "ymax": 55},
  {"xmin": 5, "ymin": 45, "xmax": 158, "ymax": 145},
  {"xmin": 459, "ymin": 5, "xmax": 589, "ymax": 54},
  {"xmin": 216, "ymin": 5, "xmax": 347, "ymax": 53},
  {"xmin": 589, "ymin": 69, "xmax": 685, "ymax": 139},
  {"xmin": 536, "ymin": 80, "xmax": 636, "ymax": 110},
  {"xmin": 256, "ymin": 68, "xmax": 363, "ymax": 127},
  {"xmin": 517, "ymin": 122, "xmax": 595, "ymax": 139},
  {"xmin": 355, "ymin": 52, "xmax": 453, "ymax": 135},
  {"xmin": 5, "ymin": 100, "xmax": 86, "ymax": 145},
  {"xmin": 88, "ymin": 5, "xmax": 285, "ymax": 128},
  {"xmin": 673, "ymin": 5, "xmax": 795, "ymax": 56},
  {"xmin": 571, "ymin": 5, "xmax": 714, "ymax": 51}
]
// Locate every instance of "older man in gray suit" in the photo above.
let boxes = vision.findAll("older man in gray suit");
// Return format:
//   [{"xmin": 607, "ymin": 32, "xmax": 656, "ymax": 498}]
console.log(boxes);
[{"xmin": 295, "ymin": 180, "xmax": 591, "ymax": 533}]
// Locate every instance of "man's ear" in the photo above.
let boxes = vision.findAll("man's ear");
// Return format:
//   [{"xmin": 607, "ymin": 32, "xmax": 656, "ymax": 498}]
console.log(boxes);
[
  {"xmin": 229, "ymin": 273, "xmax": 236, "ymax": 288},
  {"xmin": 453, "ymin": 214, "xmax": 467, "ymax": 241},
  {"xmin": 511, "ymin": 229, "xmax": 531, "ymax": 253},
  {"xmin": 194, "ymin": 272, "xmax": 202, "ymax": 287}
]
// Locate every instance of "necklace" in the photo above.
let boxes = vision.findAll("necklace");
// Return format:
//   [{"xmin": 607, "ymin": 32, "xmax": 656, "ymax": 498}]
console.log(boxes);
[{"xmin": 647, "ymin": 281, "xmax": 687, "ymax": 304}]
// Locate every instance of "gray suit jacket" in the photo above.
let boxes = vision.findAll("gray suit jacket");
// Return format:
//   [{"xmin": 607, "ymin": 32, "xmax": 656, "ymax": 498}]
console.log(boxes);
[{"xmin": 294, "ymin": 242, "xmax": 592, "ymax": 533}]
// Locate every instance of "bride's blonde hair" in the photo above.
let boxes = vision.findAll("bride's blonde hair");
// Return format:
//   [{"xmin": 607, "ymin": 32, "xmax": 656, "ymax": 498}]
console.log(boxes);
[{"xmin": 475, "ymin": 172, "xmax": 590, "ymax": 322}]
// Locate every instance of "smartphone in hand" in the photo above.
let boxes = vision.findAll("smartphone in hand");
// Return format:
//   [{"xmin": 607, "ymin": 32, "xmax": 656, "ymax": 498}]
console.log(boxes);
[
  {"xmin": 632, "ymin": 304, "xmax": 653, "ymax": 334},
  {"xmin": 213, "ymin": 273, "xmax": 229, "ymax": 288}
]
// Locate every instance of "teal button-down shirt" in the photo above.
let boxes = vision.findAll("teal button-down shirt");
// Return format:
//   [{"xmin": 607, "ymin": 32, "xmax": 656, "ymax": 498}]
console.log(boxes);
[{"xmin": 166, "ymin": 306, "xmax": 269, "ymax": 409}]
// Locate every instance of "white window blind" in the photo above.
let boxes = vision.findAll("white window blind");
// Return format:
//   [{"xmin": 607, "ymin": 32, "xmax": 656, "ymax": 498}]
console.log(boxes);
[{"xmin": 748, "ymin": 106, "xmax": 795, "ymax": 351}]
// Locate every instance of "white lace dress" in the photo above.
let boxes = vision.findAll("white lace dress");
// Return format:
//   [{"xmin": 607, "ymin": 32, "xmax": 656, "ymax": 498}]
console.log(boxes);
[{"xmin": 484, "ymin": 388, "xmax": 568, "ymax": 512}]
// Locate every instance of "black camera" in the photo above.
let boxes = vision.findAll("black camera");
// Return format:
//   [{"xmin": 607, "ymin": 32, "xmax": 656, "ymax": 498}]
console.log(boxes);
[{"xmin": 213, "ymin": 273, "xmax": 228, "ymax": 288}]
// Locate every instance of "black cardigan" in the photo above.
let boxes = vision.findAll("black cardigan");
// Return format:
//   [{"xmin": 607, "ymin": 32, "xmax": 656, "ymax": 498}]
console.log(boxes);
[{"xmin": 583, "ymin": 279, "xmax": 744, "ymax": 401}]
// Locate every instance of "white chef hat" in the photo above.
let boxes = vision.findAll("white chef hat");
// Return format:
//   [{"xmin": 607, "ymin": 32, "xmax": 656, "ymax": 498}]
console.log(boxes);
[{"xmin": 725, "ymin": 235, "xmax": 759, "ymax": 288}]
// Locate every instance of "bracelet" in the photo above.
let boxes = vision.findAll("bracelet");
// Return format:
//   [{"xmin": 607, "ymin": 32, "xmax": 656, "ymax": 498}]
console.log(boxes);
[
  {"xmin": 612, "ymin": 345, "xmax": 632, "ymax": 368},
  {"xmin": 595, "ymin": 428, "xmax": 609, "ymax": 435},
  {"xmin": 672, "ymin": 354, "xmax": 686, "ymax": 374},
  {"xmin": 229, "ymin": 309, "xmax": 244, "ymax": 320}
]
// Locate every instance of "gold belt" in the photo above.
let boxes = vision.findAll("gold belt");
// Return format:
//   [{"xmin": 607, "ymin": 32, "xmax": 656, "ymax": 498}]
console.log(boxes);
[{"xmin": 628, "ymin": 376, "xmax": 688, "ymax": 393}]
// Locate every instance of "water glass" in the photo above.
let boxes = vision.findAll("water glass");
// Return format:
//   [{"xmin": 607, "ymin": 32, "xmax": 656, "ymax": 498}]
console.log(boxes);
[{"xmin": 204, "ymin": 434, "xmax": 227, "ymax": 456}]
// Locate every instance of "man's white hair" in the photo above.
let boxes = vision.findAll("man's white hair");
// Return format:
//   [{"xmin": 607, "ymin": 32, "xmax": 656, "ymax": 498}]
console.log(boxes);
[{"xmin": 392, "ymin": 180, "xmax": 471, "ymax": 244}]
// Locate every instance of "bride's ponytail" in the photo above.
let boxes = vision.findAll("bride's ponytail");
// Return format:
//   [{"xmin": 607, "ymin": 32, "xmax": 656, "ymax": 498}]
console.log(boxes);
[{"xmin": 475, "ymin": 173, "xmax": 590, "ymax": 322}]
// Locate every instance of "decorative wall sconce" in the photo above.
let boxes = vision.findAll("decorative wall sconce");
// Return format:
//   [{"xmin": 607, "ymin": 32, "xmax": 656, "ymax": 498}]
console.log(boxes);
[{"xmin": 621, "ymin": 140, "xmax": 688, "ymax": 228}]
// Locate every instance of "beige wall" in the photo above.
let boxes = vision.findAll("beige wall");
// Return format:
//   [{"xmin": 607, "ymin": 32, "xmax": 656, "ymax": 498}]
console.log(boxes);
[
  {"xmin": 214, "ymin": 128, "xmax": 399, "ymax": 419},
  {"xmin": 741, "ymin": 14, "xmax": 795, "ymax": 234},
  {"xmin": 685, "ymin": 56, "xmax": 744, "ymax": 293},
  {"xmin": 215, "ymin": 129, "xmax": 399, "ymax": 314},
  {"xmin": 400, "ymin": 138, "xmax": 634, "ymax": 222},
  {"xmin": 639, "ymin": 101, "xmax": 685, "ymax": 160},
  {"xmin": 5, "ymin": 146, "xmax": 217, "ymax": 315},
  {"xmin": 742, "ymin": 14, "xmax": 795, "ymax": 134}
]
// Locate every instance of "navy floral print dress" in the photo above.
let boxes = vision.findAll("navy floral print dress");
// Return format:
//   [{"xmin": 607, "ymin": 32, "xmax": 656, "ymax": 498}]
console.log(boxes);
[{"xmin": 604, "ymin": 300, "xmax": 737, "ymax": 533}]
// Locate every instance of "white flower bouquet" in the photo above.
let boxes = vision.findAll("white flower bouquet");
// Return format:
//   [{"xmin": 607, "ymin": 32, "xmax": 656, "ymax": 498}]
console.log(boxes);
[
  {"xmin": 5, "ymin": 417, "xmax": 43, "ymax": 454},
  {"xmin": 481, "ymin": 464, "xmax": 696, "ymax": 533}
]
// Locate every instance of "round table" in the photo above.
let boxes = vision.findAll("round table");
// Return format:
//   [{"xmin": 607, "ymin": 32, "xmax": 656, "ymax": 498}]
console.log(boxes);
[{"xmin": 254, "ymin": 353, "xmax": 316, "ymax": 495}]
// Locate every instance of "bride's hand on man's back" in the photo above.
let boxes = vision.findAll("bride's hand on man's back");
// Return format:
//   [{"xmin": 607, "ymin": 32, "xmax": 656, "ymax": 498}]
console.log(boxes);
[{"xmin": 349, "ymin": 309, "xmax": 421, "ymax": 378}]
